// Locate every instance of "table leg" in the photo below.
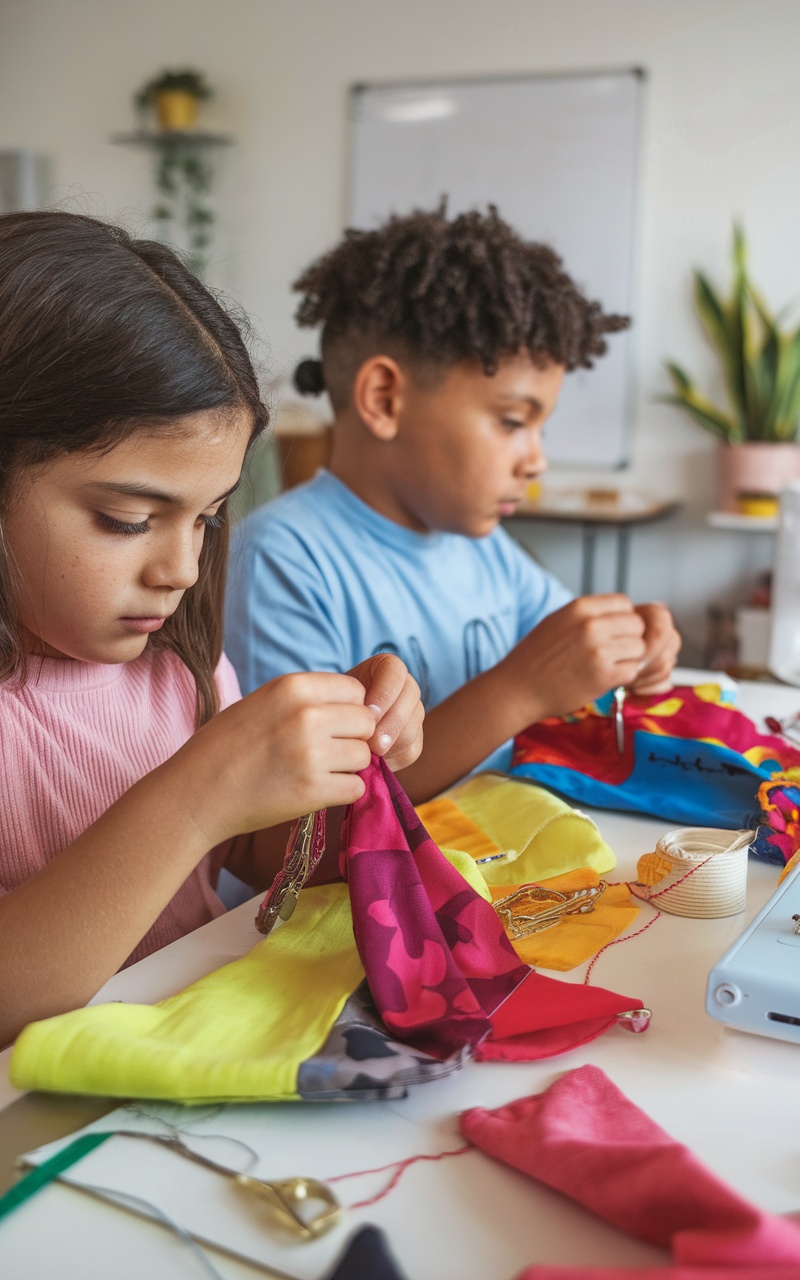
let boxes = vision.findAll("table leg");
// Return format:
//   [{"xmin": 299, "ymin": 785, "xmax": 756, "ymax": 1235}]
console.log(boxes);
[
  {"xmin": 581, "ymin": 524, "xmax": 597, "ymax": 594},
  {"xmin": 615, "ymin": 526, "xmax": 631, "ymax": 594}
]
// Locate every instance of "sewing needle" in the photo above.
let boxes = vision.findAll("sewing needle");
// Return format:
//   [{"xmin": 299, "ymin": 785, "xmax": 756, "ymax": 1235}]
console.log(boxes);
[{"xmin": 613, "ymin": 685, "xmax": 627, "ymax": 753}]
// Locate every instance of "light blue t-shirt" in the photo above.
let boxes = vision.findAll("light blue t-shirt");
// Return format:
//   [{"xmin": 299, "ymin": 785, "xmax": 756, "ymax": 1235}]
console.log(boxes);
[{"xmin": 224, "ymin": 471, "xmax": 572, "ymax": 773}]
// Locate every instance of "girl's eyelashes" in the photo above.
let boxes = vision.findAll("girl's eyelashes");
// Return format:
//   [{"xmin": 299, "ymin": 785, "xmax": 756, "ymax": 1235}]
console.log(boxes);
[
  {"xmin": 96, "ymin": 513, "xmax": 150, "ymax": 536},
  {"xmin": 95, "ymin": 511, "xmax": 224, "ymax": 537},
  {"xmin": 501, "ymin": 417, "xmax": 527, "ymax": 430}
]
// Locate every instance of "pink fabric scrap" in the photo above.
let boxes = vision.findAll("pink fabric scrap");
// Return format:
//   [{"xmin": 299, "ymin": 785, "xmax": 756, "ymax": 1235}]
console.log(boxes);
[
  {"xmin": 342, "ymin": 755, "xmax": 528, "ymax": 1059},
  {"xmin": 460, "ymin": 1064, "xmax": 800, "ymax": 1277}
]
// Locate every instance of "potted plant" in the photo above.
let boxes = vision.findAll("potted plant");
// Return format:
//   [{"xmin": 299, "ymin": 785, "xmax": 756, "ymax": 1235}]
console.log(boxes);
[
  {"xmin": 664, "ymin": 225, "xmax": 800, "ymax": 513},
  {"xmin": 135, "ymin": 69, "xmax": 212, "ymax": 132}
]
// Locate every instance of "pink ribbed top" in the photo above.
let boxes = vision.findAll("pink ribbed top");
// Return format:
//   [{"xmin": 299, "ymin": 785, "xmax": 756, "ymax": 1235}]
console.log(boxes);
[{"xmin": 0, "ymin": 647, "xmax": 241, "ymax": 966}]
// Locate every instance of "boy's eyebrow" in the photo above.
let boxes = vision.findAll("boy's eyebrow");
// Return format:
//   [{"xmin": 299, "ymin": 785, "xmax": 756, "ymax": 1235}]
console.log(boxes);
[
  {"xmin": 498, "ymin": 392, "xmax": 545, "ymax": 412},
  {"xmin": 85, "ymin": 479, "xmax": 241, "ymax": 505}
]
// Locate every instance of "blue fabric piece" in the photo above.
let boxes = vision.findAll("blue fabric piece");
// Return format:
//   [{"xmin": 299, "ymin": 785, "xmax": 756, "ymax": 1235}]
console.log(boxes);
[
  {"xmin": 225, "ymin": 470, "xmax": 571, "ymax": 774},
  {"xmin": 512, "ymin": 730, "xmax": 768, "ymax": 831}
]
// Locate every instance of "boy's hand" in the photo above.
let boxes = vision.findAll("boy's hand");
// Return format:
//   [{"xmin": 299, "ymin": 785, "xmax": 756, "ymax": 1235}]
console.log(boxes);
[
  {"xmin": 630, "ymin": 602, "xmax": 682, "ymax": 694},
  {"xmin": 347, "ymin": 652, "xmax": 424, "ymax": 772},
  {"xmin": 512, "ymin": 594, "xmax": 648, "ymax": 722},
  {"xmin": 512, "ymin": 595, "xmax": 682, "ymax": 722}
]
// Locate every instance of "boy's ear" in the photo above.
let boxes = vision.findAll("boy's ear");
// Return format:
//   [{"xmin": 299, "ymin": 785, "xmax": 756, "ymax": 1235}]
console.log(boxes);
[{"xmin": 352, "ymin": 355, "xmax": 405, "ymax": 441}]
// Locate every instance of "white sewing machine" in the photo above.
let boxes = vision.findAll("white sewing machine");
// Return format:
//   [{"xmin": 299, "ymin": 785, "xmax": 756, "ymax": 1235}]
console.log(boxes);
[{"xmin": 706, "ymin": 861, "xmax": 800, "ymax": 1043}]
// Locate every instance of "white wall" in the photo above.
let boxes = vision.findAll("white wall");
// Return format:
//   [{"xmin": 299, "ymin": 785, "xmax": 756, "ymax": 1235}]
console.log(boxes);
[{"xmin": 2, "ymin": 0, "xmax": 798, "ymax": 659}]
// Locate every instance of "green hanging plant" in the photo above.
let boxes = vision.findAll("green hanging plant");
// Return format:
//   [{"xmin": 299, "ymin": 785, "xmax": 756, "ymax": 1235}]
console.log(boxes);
[
  {"xmin": 151, "ymin": 142, "xmax": 215, "ymax": 276},
  {"xmin": 664, "ymin": 225, "xmax": 800, "ymax": 444}
]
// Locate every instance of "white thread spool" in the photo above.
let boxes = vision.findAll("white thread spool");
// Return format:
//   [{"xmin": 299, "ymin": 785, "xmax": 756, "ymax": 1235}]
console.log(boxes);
[{"xmin": 632, "ymin": 827, "xmax": 752, "ymax": 918}]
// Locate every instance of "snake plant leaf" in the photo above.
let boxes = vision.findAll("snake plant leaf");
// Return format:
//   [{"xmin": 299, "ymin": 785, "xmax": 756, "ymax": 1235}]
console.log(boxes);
[
  {"xmin": 771, "ymin": 328, "xmax": 800, "ymax": 440},
  {"xmin": 693, "ymin": 271, "xmax": 748, "ymax": 434},
  {"xmin": 663, "ymin": 363, "xmax": 740, "ymax": 441}
]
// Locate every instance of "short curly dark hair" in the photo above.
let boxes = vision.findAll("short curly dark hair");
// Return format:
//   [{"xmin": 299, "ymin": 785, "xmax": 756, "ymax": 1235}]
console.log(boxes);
[{"xmin": 292, "ymin": 204, "xmax": 629, "ymax": 409}]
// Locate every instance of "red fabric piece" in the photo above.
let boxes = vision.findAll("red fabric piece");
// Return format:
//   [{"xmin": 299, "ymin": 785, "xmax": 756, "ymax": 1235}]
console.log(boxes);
[
  {"xmin": 460, "ymin": 1065, "xmax": 800, "ymax": 1269},
  {"xmin": 475, "ymin": 972, "xmax": 645, "ymax": 1061}
]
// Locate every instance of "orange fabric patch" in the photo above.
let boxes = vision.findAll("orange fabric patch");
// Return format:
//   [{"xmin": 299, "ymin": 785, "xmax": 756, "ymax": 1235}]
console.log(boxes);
[
  {"xmin": 489, "ymin": 870, "xmax": 639, "ymax": 971},
  {"xmin": 415, "ymin": 796, "xmax": 502, "ymax": 863}
]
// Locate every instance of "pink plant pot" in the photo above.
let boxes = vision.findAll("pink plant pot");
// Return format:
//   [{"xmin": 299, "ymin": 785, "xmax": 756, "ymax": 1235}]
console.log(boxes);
[{"xmin": 717, "ymin": 442, "xmax": 800, "ymax": 514}]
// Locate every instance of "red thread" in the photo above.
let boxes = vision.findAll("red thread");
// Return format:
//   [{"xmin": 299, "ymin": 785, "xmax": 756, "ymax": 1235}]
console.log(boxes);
[
  {"xmin": 648, "ymin": 854, "xmax": 713, "ymax": 898},
  {"xmin": 583, "ymin": 911, "xmax": 662, "ymax": 983},
  {"xmin": 328, "ymin": 1145, "xmax": 472, "ymax": 1209},
  {"xmin": 584, "ymin": 854, "xmax": 714, "ymax": 984}
]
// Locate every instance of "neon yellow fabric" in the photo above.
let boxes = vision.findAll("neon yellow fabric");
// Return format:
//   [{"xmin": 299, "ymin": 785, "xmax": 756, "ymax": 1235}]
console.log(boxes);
[
  {"xmin": 11, "ymin": 884, "xmax": 363, "ymax": 1104},
  {"xmin": 489, "ymin": 869, "xmax": 639, "ymax": 971},
  {"xmin": 439, "ymin": 774, "xmax": 617, "ymax": 884},
  {"xmin": 440, "ymin": 846, "xmax": 493, "ymax": 902}
]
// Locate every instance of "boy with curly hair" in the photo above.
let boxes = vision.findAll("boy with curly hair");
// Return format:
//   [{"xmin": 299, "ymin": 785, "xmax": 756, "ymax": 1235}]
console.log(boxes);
[{"xmin": 225, "ymin": 206, "xmax": 680, "ymax": 803}]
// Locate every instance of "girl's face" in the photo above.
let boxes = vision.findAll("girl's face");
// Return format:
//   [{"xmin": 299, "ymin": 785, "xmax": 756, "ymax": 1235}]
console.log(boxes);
[{"xmin": 4, "ymin": 409, "xmax": 251, "ymax": 665}]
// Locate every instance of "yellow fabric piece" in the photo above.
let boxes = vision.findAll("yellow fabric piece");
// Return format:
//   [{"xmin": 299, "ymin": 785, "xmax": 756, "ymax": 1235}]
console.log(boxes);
[
  {"xmin": 416, "ymin": 797, "xmax": 502, "ymax": 862},
  {"xmin": 440, "ymin": 847, "xmax": 493, "ymax": 902},
  {"xmin": 440, "ymin": 773, "xmax": 616, "ymax": 884},
  {"xmin": 489, "ymin": 870, "xmax": 639, "ymax": 971},
  {"xmin": 11, "ymin": 884, "xmax": 363, "ymax": 1104},
  {"xmin": 636, "ymin": 851, "xmax": 673, "ymax": 886}
]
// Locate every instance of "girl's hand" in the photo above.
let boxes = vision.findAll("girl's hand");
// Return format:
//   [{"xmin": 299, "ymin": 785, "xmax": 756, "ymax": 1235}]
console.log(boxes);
[
  {"xmin": 181, "ymin": 671, "xmax": 380, "ymax": 844},
  {"xmin": 347, "ymin": 652, "xmax": 424, "ymax": 772}
]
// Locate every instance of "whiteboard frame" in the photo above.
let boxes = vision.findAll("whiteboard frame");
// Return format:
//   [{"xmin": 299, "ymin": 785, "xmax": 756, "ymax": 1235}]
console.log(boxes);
[{"xmin": 346, "ymin": 67, "xmax": 646, "ymax": 470}]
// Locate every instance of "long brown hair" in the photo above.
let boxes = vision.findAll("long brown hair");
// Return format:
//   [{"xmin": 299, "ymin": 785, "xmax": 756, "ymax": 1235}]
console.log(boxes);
[{"xmin": 0, "ymin": 211, "xmax": 268, "ymax": 724}]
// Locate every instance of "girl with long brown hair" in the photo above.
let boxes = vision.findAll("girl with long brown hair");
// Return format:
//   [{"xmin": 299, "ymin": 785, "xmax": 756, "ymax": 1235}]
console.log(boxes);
[{"xmin": 0, "ymin": 211, "xmax": 422, "ymax": 1046}]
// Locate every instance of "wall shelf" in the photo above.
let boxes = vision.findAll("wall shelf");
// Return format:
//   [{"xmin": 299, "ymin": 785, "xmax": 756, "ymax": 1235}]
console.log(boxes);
[
  {"xmin": 707, "ymin": 511, "xmax": 778, "ymax": 532},
  {"xmin": 111, "ymin": 132, "xmax": 233, "ymax": 149}
]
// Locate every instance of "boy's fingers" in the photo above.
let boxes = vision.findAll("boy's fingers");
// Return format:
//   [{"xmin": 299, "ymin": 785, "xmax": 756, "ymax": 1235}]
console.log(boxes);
[{"xmin": 572, "ymin": 592, "xmax": 635, "ymax": 617}]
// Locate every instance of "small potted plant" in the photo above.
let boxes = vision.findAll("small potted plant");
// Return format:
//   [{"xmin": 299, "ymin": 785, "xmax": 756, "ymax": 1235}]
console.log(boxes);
[
  {"xmin": 135, "ymin": 69, "xmax": 212, "ymax": 132},
  {"xmin": 664, "ymin": 225, "xmax": 800, "ymax": 514}
]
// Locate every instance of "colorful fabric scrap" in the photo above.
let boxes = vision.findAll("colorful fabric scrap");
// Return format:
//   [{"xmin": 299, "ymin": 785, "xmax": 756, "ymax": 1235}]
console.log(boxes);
[
  {"xmin": 512, "ymin": 684, "xmax": 800, "ymax": 865},
  {"xmin": 10, "ymin": 761, "xmax": 646, "ymax": 1103}
]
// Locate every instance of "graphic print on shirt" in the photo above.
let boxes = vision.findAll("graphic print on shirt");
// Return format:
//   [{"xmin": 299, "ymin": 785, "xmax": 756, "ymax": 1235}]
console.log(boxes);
[
  {"xmin": 463, "ymin": 616, "xmax": 508, "ymax": 681},
  {"xmin": 372, "ymin": 614, "xmax": 510, "ymax": 706}
]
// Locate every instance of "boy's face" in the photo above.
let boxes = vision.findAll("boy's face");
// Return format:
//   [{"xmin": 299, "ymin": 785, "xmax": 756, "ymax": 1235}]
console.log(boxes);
[{"xmin": 389, "ymin": 351, "xmax": 564, "ymax": 537}]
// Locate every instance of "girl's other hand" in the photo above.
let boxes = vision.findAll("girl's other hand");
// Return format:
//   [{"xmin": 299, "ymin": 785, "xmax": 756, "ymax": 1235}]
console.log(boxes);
[
  {"xmin": 183, "ymin": 671, "xmax": 382, "ymax": 843},
  {"xmin": 347, "ymin": 652, "xmax": 424, "ymax": 772}
]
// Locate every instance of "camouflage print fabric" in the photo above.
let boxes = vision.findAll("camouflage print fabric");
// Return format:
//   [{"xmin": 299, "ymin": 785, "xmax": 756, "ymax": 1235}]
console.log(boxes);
[{"xmin": 298, "ymin": 981, "xmax": 467, "ymax": 1101}]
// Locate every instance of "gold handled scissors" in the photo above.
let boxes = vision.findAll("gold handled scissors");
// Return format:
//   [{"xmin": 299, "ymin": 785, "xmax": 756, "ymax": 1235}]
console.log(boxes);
[{"xmin": 113, "ymin": 1131, "xmax": 341, "ymax": 1240}]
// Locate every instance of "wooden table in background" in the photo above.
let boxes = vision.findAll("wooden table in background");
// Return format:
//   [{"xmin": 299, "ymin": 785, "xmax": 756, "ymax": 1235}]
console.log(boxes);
[{"xmin": 508, "ymin": 489, "xmax": 681, "ymax": 594}]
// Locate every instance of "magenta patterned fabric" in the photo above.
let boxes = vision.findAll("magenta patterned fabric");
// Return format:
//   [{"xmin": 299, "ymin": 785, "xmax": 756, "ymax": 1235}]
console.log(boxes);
[{"xmin": 339, "ymin": 755, "xmax": 529, "ymax": 1060}]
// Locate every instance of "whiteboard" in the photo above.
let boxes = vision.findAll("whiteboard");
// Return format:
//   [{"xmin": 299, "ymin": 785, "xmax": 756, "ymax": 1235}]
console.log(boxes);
[{"xmin": 348, "ymin": 70, "xmax": 644, "ymax": 469}]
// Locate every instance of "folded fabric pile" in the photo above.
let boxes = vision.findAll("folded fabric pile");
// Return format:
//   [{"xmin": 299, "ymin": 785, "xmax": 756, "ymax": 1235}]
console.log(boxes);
[{"xmin": 512, "ymin": 683, "xmax": 800, "ymax": 866}]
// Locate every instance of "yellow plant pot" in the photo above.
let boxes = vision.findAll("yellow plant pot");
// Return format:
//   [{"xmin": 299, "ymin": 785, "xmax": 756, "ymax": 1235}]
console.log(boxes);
[{"xmin": 154, "ymin": 90, "xmax": 199, "ymax": 131}]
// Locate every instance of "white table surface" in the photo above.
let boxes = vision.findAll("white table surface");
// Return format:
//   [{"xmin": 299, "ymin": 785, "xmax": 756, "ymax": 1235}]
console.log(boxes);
[{"xmin": 2, "ymin": 679, "xmax": 800, "ymax": 1280}]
